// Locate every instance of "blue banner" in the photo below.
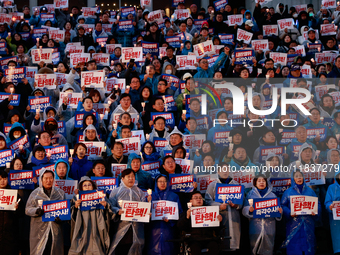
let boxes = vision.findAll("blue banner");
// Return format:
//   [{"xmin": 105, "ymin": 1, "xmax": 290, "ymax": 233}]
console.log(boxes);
[
  {"xmin": 164, "ymin": 95, "xmax": 177, "ymax": 112},
  {"xmin": 218, "ymin": 34, "xmax": 234, "ymax": 44},
  {"xmin": 214, "ymin": 0, "xmax": 228, "ymax": 11},
  {"xmin": 42, "ymin": 200, "xmax": 71, "ymax": 222},
  {"xmin": 169, "ymin": 174, "xmax": 195, "ymax": 193},
  {"xmin": 28, "ymin": 96, "xmax": 52, "ymax": 113},
  {"xmin": 7, "ymin": 135, "xmax": 31, "ymax": 155},
  {"xmin": 253, "ymin": 197, "xmax": 281, "ymax": 218},
  {"xmin": 91, "ymin": 177, "xmax": 118, "ymax": 194},
  {"xmin": 40, "ymin": 13, "xmax": 55, "ymax": 22},
  {"xmin": 118, "ymin": 20, "xmax": 134, "ymax": 32},
  {"xmin": 172, "ymin": 0, "xmax": 185, "ymax": 7},
  {"xmin": 151, "ymin": 112, "xmax": 175, "ymax": 129},
  {"xmin": 0, "ymin": 42, "xmax": 6, "ymax": 52},
  {"xmin": 270, "ymin": 178, "xmax": 291, "ymax": 197},
  {"xmin": 33, "ymin": 28, "xmax": 48, "ymax": 39},
  {"xmin": 141, "ymin": 41, "xmax": 159, "ymax": 55},
  {"xmin": 215, "ymin": 183, "xmax": 244, "ymax": 205},
  {"xmin": 141, "ymin": 161, "xmax": 161, "ymax": 178},
  {"xmin": 259, "ymin": 146, "xmax": 284, "ymax": 164},
  {"xmin": 160, "ymin": 74, "xmax": 180, "ymax": 88},
  {"xmin": 153, "ymin": 138, "xmax": 168, "ymax": 152},
  {"xmin": 19, "ymin": 32, "xmax": 30, "ymax": 41},
  {"xmin": 79, "ymin": 190, "xmax": 105, "ymax": 211},
  {"xmin": 9, "ymin": 170, "xmax": 35, "ymax": 189},
  {"xmin": 120, "ymin": 7, "xmax": 136, "ymax": 18},
  {"xmin": 45, "ymin": 145, "xmax": 69, "ymax": 163},
  {"xmin": 280, "ymin": 129, "xmax": 296, "ymax": 145},
  {"xmin": 306, "ymin": 127, "xmax": 327, "ymax": 142},
  {"xmin": 0, "ymin": 56, "xmax": 18, "ymax": 70},
  {"xmin": 165, "ymin": 36, "xmax": 181, "ymax": 48},
  {"xmin": 234, "ymin": 49, "xmax": 254, "ymax": 65},
  {"xmin": 212, "ymin": 129, "xmax": 231, "ymax": 148},
  {"xmin": 0, "ymin": 149, "xmax": 14, "ymax": 167},
  {"xmin": 33, "ymin": 163, "xmax": 55, "ymax": 177},
  {"xmin": 4, "ymin": 66, "xmax": 26, "ymax": 84},
  {"xmin": 287, "ymin": 54, "xmax": 300, "ymax": 66},
  {"xmin": 0, "ymin": 92, "xmax": 20, "ymax": 106},
  {"xmin": 323, "ymin": 118, "xmax": 335, "ymax": 128},
  {"xmin": 52, "ymin": 52, "xmax": 60, "ymax": 65}
]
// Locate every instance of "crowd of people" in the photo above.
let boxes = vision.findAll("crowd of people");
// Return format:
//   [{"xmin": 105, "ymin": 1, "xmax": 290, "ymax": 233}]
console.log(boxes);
[{"xmin": 1, "ymin": 0, "xmax": 340, "ymax": 255}]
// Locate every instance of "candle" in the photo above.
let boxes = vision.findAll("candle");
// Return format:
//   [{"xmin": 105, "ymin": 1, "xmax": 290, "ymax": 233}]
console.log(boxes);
[
  {"xmin": 141, "ymin": 102, "xmax": 145, "ymax": 108},
  {"xmin": 146, "ymin": 134, "xmax": 150, "ymax": 140},
  {"xmin": 315, "ymin": 150, "xmax": 320, "ymax": 157},
  {"xmin": 100, "ymin": 114, "xmax": 104, "ymax": 120},
  {"xmin": 70, "ymin": 13, "xmax": 73, "ymax": 17},
  {"xmin": 187, "ymin": 202, "xmax": 192, "ymax": 208},
  {"xmin": 31, "ymin": 25, "xmax": 33, "ymax": 30},
  {"xmin": 10, "ymin": 87, "xmax": 14, "ymax": 94},
  {"xmin": 47, "ymin": 153, "xmax": 51, "ymax": 158},
  {"xmin": 69, "ymin": 149, "xmax": 74, "ymax": 156},
  {"xmin": 228, "ymin": 137, "xmax": 233, "ymax": 143},
  {"xmin": 336, "ymin": 134, "xmax": 340, "ymax": 141},
  {"xmin": 229, "ymin": 143, "xmax": 234, "ymax": 150},
  {"xmin": 147, "ymin": 189, "xmax": 152, "ymax": 195},
  {"xmin": 12, "ymin": 17, "xmax": 16, "ymax": 21},
  {"xmin": 296, "ymin": 160, "xmax": 301, "ymax": 168},
  {"xmin": 36, "ymin": 108, "xmax": 40, "ymax": 114},
  {"xmin": 114, "ymin": 85, "xmax": 118, "ymax": 90},
  {"xmin": 37, "ymin": 38, "xmax": 39, "ymax": 42},
  {"xmin": 126, "ymin": 85, "xmax": 130, "ymax": 90},
  {"xmin": 248, "ymin": 199, "xmax": 253, "ymax": 206},
  {"xmin": 76, "ymin": 194, "xmax": 79, "ymax": 200},
  {"xmin": 53, "ymin": 68, "xmax": 57, "ymax": 72},
  {"xmin": 320, "ymin": 117, "xmax": 324, "ymax": 122},
  {"xmin": 183, "ymin": 110, "xmax": 186, "ymax": 115},
  {"xmin": 38, "ymin": 200, "xmax": 43, "ymax": 208},
  {"xmin": 19, "ymin": 145, "xmax": 23, "ymax": 150},
  {"xmin": 118, "ymin": 200, "xmax": 123, "ymax": 207},
  {"xmin": 101, "ymin": 43, "xmax": 104, "ymax": 47},
  {"xmin": 221, "ymin": 195, "xmax": 227, "ymax": 203},
  {"xmin": 183, "ymin": 93, "xmax": 186, "ymax": 99},
  {"xmin": 5, "ymin": 162, "xmax": 10, "ymax": 168},
  {"xmin": 113, "ymin": 123, "xmax": 117, "ymax": 130},
  {"xmin": 111, "ymin": 60, "xmax": 114, "ymax": 66}
]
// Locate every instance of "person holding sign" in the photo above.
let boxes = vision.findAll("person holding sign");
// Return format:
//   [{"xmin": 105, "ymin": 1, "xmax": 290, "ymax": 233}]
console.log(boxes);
[
  {"xmin": 281, "ymin": 170, "xmax": 320, "ymax": 255},
  {"xmin": 205, "ymin": 162, "xmax": 242, "ymax": 251},
  {"xmin": 325, "ymin": 171, "xmax": 340, "ymax": 254},
  {"xmin": 146, "ymin": 174, "xmax": 183, "ymax": 255},
  {"xmin": 177, "ymin": 191, "xmax": 223, "ymax": 255},
  {"xmin": 69, "ymin": 143, "xmax": 94, "ymax": 181},
  {"xmin": 0, "ymin": 170, "xmax": 21, "ymax": 255},
  {"xmin": 108, "ymin": 169, "xmax": 147, "ymax": 255},
  {"xmin": 25, "ymin": 169, "xmax": 66, "ymax": 255},
  {"xmin": 69, "ymin": 176, "xmax": 113, "ymax": 255},
  {"xmin": 242, "ymin": 174, "xmax": 282, "ymax": 255}
]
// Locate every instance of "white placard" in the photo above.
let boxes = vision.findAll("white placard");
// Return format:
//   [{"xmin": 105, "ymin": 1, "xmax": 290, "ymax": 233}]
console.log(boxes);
[
  {"xmin": 106, "ymin": 44, "xmax": 122, "ymax": 54},
  {"xmin": 277, "ymin": 18, "xmax": 295, "ymax": 31},
  {"xmin": 31, "ymin": 49, "xmax": 53, "ymax": 64},
  {"xmin": 35, "ymin": 74, "xmax": 57, "ymax": 89},
  {"xmin": 121, "ymin": 47, "xmax": 143, "ymax": 63},
  {"xmin": 193, "ymin": 40, "xmax": 215, "ymax": 58},
  {"xmin": 175, "ymin": 158, "xmax": 192, "ymax": 174},
  {"xmin": 55, "ymin": 180, "xmax": 77, "ymax": 199},
  {"xmin": 121, "ymin": 201, "xmax": 151, "ymax": 222},
  {"xmin": 263, "ymin": 25, "xmax": 278, "ymax": 36},
  {"xmin": 81, "ymin": 71, "xmax": 105, "ymax": 88},
  {"xmin": 191, "ymin": 206, "xmax": 220, "ymax": 227},
  {"xmin": 83, "ymin": 142, "xmax": 105, "ymax": 160},
  {"xmin": 290, "ymin": 195, "xmax": 318, "ymax": 215},
  {"xmin": 50, "ymin": 29, "xmax": 65, "ymax": 42},
  {"xmin": 92, "ymin": 53, "xmax": 110, "ymax": 66},
  {"xmin": 151, "ymin": 200, "xmax": 179, "ymax": 220},
  {"xmin": 251, "ymin": 39, "xmax": 269, "ymax": 51},
  {"xmin": 332, "ymin": 201, "xmax": 340, "ymax": 220},
  {"xmin": 269, "ymin": 52, "xmax": 287, "ymax": 66},
  {"xmin": 236, "ymin": 29, "xmax": 253, "ymax": 44},
  {"xmin": 227, "ymin": 14, "xmax": 243, "ymax": 26},
  {"xmin": 116, "ymin": 137, "xmax": 141, "ymax": 155},
  {"xmin": 59, "ymin": 92, "xmax": 83, "ymax": 108},
  {"xmin": 54, "ymin": 0, "xmax": 68, "ymax": 9},
  {"xmin": 176, "ymin": 55, "xmax": 197, "ymax": 70},
  {"xmin": 0, "ymin": 189, "xmax": 17, "ymax": 211},
  {"xmin": 70, "ymin": 53, "xmax": 91, "ymax": 67}
]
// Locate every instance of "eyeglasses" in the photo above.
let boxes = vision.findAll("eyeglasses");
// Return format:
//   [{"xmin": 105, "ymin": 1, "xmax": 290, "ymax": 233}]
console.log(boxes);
[
  {"xmin": 201, "ymin": 61, "xmax": 208, "ymax": 64},
  {"xmin": 144, "ymin": 146, "xmax": 153, "ymax": 150}
]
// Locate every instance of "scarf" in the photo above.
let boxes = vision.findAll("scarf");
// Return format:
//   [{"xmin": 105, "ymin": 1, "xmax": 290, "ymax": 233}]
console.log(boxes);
[
  {"xmin": 232, "ymin": 156, "xmax": 250, "ymax": 167},
  {"xmin": 219, "ymin": 177, "xmax": 232, "ymax": 184},
  {"xmin": 112, "ymin": 154, "xmax": 124, "ymax": 164},
  {"xmin": 31, "ymin": 156, "xmax": 49, "ymax": 166},
  {"xmin": 297, "ymin": 183, "xmax": 304, "ymax": 194},
  {"xmin": 155, "ymin": 129, "xmax": 165, "ymax": 138},
  {"xmin": 257, "ymin": 187, "xmax": 268, "ymax": 197}
]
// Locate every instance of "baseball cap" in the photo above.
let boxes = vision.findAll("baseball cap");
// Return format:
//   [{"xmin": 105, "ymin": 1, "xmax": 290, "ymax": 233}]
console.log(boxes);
[
  {"xmin": 245, "ymin": 20, "xmax": 254, "ymax": 27},
  {"xmin": 291, "ymin": 64, "xmax": 301, "ymax": 71}
]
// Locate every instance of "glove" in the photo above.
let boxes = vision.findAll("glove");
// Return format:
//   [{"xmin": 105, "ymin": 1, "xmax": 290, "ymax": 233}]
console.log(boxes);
[
  {"xmin": 54, "ymin": 216, "xmax": 62, "ymax": 224},
  {"xmin": 36, "ymin": 208, "xmax": 44, "ymax": 217}
]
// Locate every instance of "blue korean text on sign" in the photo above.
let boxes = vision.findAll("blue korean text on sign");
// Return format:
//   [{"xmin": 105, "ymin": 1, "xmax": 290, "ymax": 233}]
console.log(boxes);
[
  {"xmin": 253, "ymin": 197, "xmax": 281, "ymax": 218},
  {"xmin": 42, "ymin": 200, "xmax": 71, "ymax": 222},
  {"xmin": 215, "ymin": 183, "xmax": 244, "ymax": 205},
  {"xmin": 169, "ymin": 174, "xmax": 195, "ymax": 193}
]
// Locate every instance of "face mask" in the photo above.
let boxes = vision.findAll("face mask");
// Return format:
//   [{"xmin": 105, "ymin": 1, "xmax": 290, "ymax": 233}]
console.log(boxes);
[
  {"xmin": 48, "ymin": 124, "xmax": 57, "ymax": 131},
  {"xmin": 13, "ymin": 134, "xmax": 21, "ymax": 139},
  {"xmin": 165, "ymin": 70, "xmax": 172, "ymax": 74},
  {"xmin": 293, "ymin": 13, "xmax": 298, "ymax": 18},
  {"xmin": 279, "ymin": 7, "xmax": 284, "ymax": 13}
]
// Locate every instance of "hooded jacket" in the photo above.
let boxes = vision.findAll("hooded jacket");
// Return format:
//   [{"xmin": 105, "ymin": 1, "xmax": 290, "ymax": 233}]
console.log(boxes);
[
  {"xmin": 108, "ymin": 177, "xmax": 146, "ymax": 255},
  {"xmin": 25, "ymin": 169, "xmax": 65, "ymax": 255},
  {"xmin": 324, "ymin": 171, "xmax": 340, "ymax": 253},
  {"xmin": 281, "ymin": 169, "xmax": 321, "ymax": 255},
  {"xmin": 69, "ymin": 176, "xmax": 113, "ymax": 255},
  {"xmin": 147, "ymin": 174, "xmax": 183, "ymax": 255},
  {"xmin": 242, "ymin": 178, "xmax": 282, "ymax": 255},
  {"xmin": 205, "ymin": 176, "xmax": 242, "ymax": 250},
  {"xmin": 70, "ymin": 155, "xmax": 93, "ymax": 182},
  {"xmin": 54, "ymin": 159, "xmax": 73, "ymax": 180}
]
